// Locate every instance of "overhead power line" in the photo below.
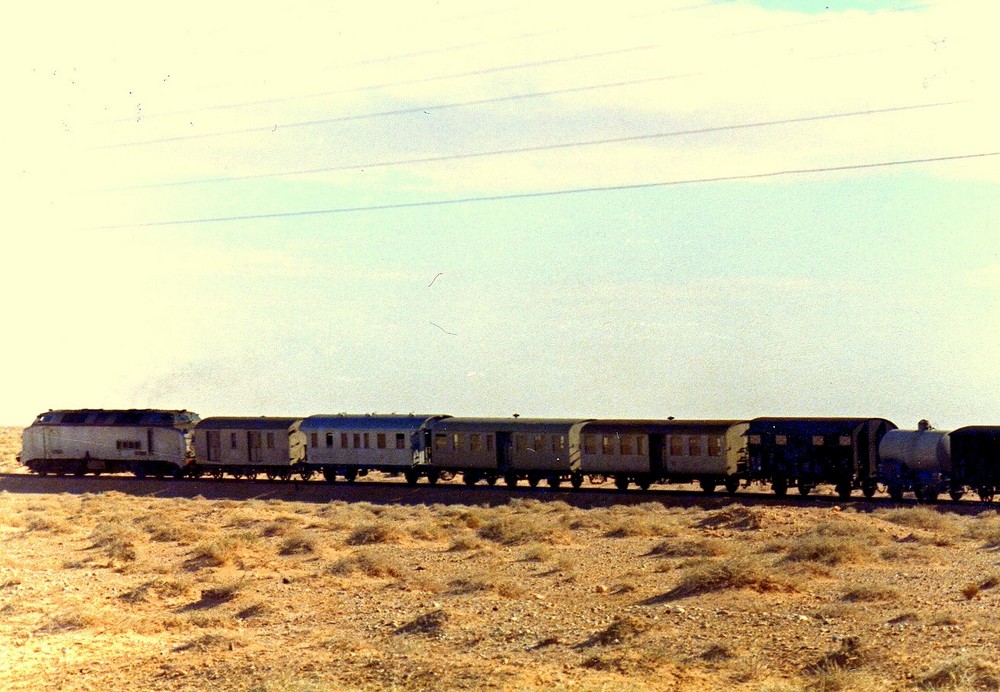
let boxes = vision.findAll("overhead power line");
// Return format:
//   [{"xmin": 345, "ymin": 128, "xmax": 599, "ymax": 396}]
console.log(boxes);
[
  {"xmin": 107, "ymin": 100, "xmax": 962, "ymax": 191},
  {"xmin": 94, "ymin": 151, "xmax": 999, "ymax": 229}
]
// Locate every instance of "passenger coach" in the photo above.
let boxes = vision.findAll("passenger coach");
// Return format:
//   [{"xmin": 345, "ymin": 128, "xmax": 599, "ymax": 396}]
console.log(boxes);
[
  {"xmin": 296, "ymin": 414, "xmax": 449, "ymax": 484},
  {"xmin": 574, "ymin": 419, "xmax": 748, "ymax": 492},
  {"xmin": 425, "ymin": 417, "xmax": 588, "ymax": 488}
]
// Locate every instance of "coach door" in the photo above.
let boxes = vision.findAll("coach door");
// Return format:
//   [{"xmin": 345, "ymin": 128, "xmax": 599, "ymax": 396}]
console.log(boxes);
[
  {"xmin": 247, "ymin": 431, "xmax": 263, "ymax": 463},
  {"xmin": 496, "ymin": 431, "xmax": 512, "ymax": 472},
  {"xmin": 648, "ymin": 433, "xmax": 664, "ymax": 478}
]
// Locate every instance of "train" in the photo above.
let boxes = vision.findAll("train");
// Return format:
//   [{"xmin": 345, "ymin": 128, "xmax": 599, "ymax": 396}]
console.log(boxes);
[{"xmin": 16, "ymin": 408, "xmax": 1000, "ymax": 502}]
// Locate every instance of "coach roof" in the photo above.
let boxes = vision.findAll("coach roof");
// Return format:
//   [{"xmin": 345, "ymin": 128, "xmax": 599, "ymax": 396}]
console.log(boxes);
[
  {"xmin": 298, "ymin": 414, "xmax": 449, "ymax": 431},
  {"xmin": 195, "ymin": 417, "xmax": 302, "ymax": 430}
]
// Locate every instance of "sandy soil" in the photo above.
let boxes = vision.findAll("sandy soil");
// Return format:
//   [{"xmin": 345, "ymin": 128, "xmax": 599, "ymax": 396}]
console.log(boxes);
[{"xmin": 3, "ymin": 427, "xmax": 1000, "ymax": 690}]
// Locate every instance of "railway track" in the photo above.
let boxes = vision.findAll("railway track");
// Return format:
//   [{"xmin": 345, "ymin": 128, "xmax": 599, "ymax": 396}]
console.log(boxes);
[{"xmin": 2, "ymin": 471, "xmax": 989, "ymax": 514}]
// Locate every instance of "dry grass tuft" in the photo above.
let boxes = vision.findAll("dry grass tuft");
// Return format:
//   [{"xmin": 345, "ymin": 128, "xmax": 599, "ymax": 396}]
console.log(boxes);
[
  {"xmin": 279, "ymin": 530, "xmax": 320, "ymax": 556},
  {"xmin": 839, "ymin": 585, "xmax": 899, "ymax": 602},
  {"xmin": 89, "ymin": 522, "xmax": 142, "ymax": 562},
  {"xmin": 394, "ymin": 609, "xmax": 450, "ymax": 637},
  {"xmin": 878, "ymin": 507, "xmax": 960, "ymax": 533},
  {"xmin": 648, "ymin": 537, "xmax": 728, "ymax": 558},
  {"xmin": 917, "ymin": 656, "xmax": 1000, "ymax": 690},
  {"xmin": 698, "ymin": 506, "xmax": 763, "ymax": 531},
  {"xmin": 477, "ymin": 515, "xmax": 566, "ymax": 546},
  {"xmin": 658, "ymin": 557, "xmax": 795, "ymax": 600},
  {"xmin": 325, "ymin": 552, "xmax": 406, "ymax": 579},
  {"xmin": 581, "ymin": 615, "xmax": 652, "ymax": 647},
  {"xmin": 346, "ymin": 522, "xmax": 404, "ymax": 546}
]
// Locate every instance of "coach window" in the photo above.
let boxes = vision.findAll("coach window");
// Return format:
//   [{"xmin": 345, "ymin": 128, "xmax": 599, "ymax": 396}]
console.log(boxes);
[
  {"xmin": 231, "ymin": 433, "xmax": 239, "ymax": 449},
  {"xmin": 470, "ymin": 433, "xmax": 482, "ymax": 452},
  {"xmin": 363, "ymin": 433, "xmax": 370, "ymax": 449},
  {"xmin": 486, "ymin": 434, "xmax": 495, "ymax": 452},
  {"xmin": 708, "ymin": 436, "xmax": 722, "ymax": 457},
  {"xmin": 452, "ymin": 433, "xmax": 462, "ymax": 451},
  {"xmin": 377, "ymin": 433, "xmax": 386, "ymax": 449},
  {"xmin": 553, "ymin": 435, "xmax": 565, "ymax": 453},
  {"xmin": 310, "ymin": 433, "xmax": 318, "ymax": 448},
  {"xmin": 620, "ymin": 435, "xmax": 634, "ymax": 455},
  {"xmin": 532, "ymin": 434, "xmax": 545, "ymax": 453},
  {"xmin": 353, "ymin": 433, "xmax": 361, "ymax": 448},
  {"xmin": 515, "ymin": 434, "xmax": 525, "ymax": 453},
  {"xmin": 669, "ymin": 436, "xmax": 684, "ymax": 457},
  {"xmin": 341, "ymin": 432, "xmax": 348, "ymax": 448},
  {"xmin": 688, "ymin": 436, "xmax": 703, "ymax": 457},
  {"xmin": 435, "ymin": 434, "xmax": 448, "ymax": 451},
  {"xmin": 602, "ymin": 435, "xmax": 614, "ymax": 455},
  {"xmin": 584, "ymin": 435, "xmax": 597, "ymax": 455},
  {"xmin": 396, "ymin": 433, "xmax": 406, "ymax": 449},
  {"xmin": 325, "ymin": 432, "xmax": 333, "ymax": 448},
  {"xmin": 267, "ymin": 432, "xmax": 275, "ymax": 450}
]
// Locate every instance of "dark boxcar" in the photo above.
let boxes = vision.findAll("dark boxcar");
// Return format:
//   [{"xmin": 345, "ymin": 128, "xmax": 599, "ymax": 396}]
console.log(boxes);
[
  {"xmin": 425, "ymin": 417, "xmax": 587, "ymax": 488},
  {"xmin": 950, "ymin": 426, "xmax": 1000, "ymax": 502},
  {"xmin": 747, "ymin": 417, "xmax": 896, "ymax": 498}
]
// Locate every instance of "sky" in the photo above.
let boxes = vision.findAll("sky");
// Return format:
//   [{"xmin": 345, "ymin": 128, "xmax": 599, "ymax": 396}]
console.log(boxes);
[{"xmin": 1, "ymin": 0, "xmax": 997, "ymax": 427}]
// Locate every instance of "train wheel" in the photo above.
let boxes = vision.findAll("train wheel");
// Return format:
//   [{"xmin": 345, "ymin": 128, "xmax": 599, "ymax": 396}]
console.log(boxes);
[
  {"xmin": 464, "ymin": 471, "xmax": 481, "ymax": 487},
  {"xmin": 171, "ymin": 467, "xmax": 186, "ymax": 480},
  {"xmin": 919, "ymin": 487, "xmax": 939, "ymax": 504},
  {"xmin": 570, "ymin": 473, "xmax": 584, "ymax": 490},
  {"xmin": 323, "ymin": 468, "xmax": 337, "ymax": 484},
  {"xmin": 404, "ymin": 469, "xmax": 419, "ymax": 486},
  {"xmin": 504, "ymin": 473, "xmax": 519, "ymax": 488},
  {"xmin": 836, "ymin": 483, "xmax": 852, "ymax": 500},
  {"xmin": 772, "ymin": 478, "xmax": 787, "ymax": 497},
  {"xmin": 725, "ymin": 477, "xmax": 740, "ymax": 495},
  {"xmin": 949, "ymin": 489, "xmax": 964, "ymax": 502},
  {"xmin": 700, "ymin": 480, "xmax": 716, "ymax": 494},
  {"xmin": 245, "ymin": 470, "xmax": 258, "ymax": 481},
  {"xmin": 299, "ymin": 468, "xmax": 314, "ymax": 481},
  {"xmin": 210, "ymin": 468, "xmax": 224, "ymax": 480},
  {"xmin": 74, "ymin": 464, "xmax": 86, "ymax": 477},
  {"xmin": 861, "ymin": 479, "xmax": 877, "ymax": 499},
  {"xmin": 133, "ymin": 466, "xmax": 146, "ymax": 480},
  {"xmin": 37, "ymin": 466, "xmax": 49, "ymax": 477},
  {"xmin": 528, "ymin": 475, "xmax": 540, "ymax": 488},
  {"xmin": 344, "ymin": 467, "xmax": 359, "ymax": 483},
  {"xmin": 978, "ymin": 487, "xmax": 995, "ymax": 503},
  {"xmin": 427, "ymin": 470, "xmax": 440, "ymax": 485},
  {"xmin": 547, "ymin": 476, "xmax": 561, "ymax": 490},
  {"xmin": 266, "ymin": 471, "xmax": 277, "ymax": 481},
  {"xmin": 486, "ymin": 475, "xmax": 498, "ymax": 486},
  {"xmin": 888, "ymin": 484, "xmax": 904, "ymax": 501},
  {"xmin": 279, "ymin": 471, "xmax": 292, "ymax": 481},
  {"xmin": 614, "ymin": 476, "xmax": 630, "ymax": 491}
]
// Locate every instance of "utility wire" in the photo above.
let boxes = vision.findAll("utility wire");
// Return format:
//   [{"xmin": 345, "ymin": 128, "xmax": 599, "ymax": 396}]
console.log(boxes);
[
  {"xmin": 93, "ymin": 151, "xmax": 999, "ymax": 229},
  {"xmin": 106, "ymin": 100, "xmax": 962, "ymax": 191}
]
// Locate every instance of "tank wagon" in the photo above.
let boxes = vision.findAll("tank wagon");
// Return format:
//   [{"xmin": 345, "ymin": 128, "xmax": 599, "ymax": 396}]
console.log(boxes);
[
  {"xmin": 574, "ymin": 419, "xmax": 749, "ymax": 493},
  {"xmin": 191, "ymin": 417, "xmax": 306, "ymax": 480},
  {"xmin": 425, "ymin": 417, "xmax": 588, "ymax": 488},
  {"xmin": 747, "ymin": 417, "xmax": 896, "ymax": 498},
  {"xmin": 296, "ymin": 414, "xmax": 449, "ymax": 484},
  {"xmin": 878, "ymin": 427, "xmax": 953, "ymax": 502},
  {"xmin": 20, "ymin": 409, "xmax": 199, "ymax": 478}
]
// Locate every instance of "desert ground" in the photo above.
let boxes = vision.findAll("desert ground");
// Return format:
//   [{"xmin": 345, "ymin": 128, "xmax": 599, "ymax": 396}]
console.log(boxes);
[{"xmin": 3, "ymin": 426, "xmax": 1000, "ymax": 691}]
